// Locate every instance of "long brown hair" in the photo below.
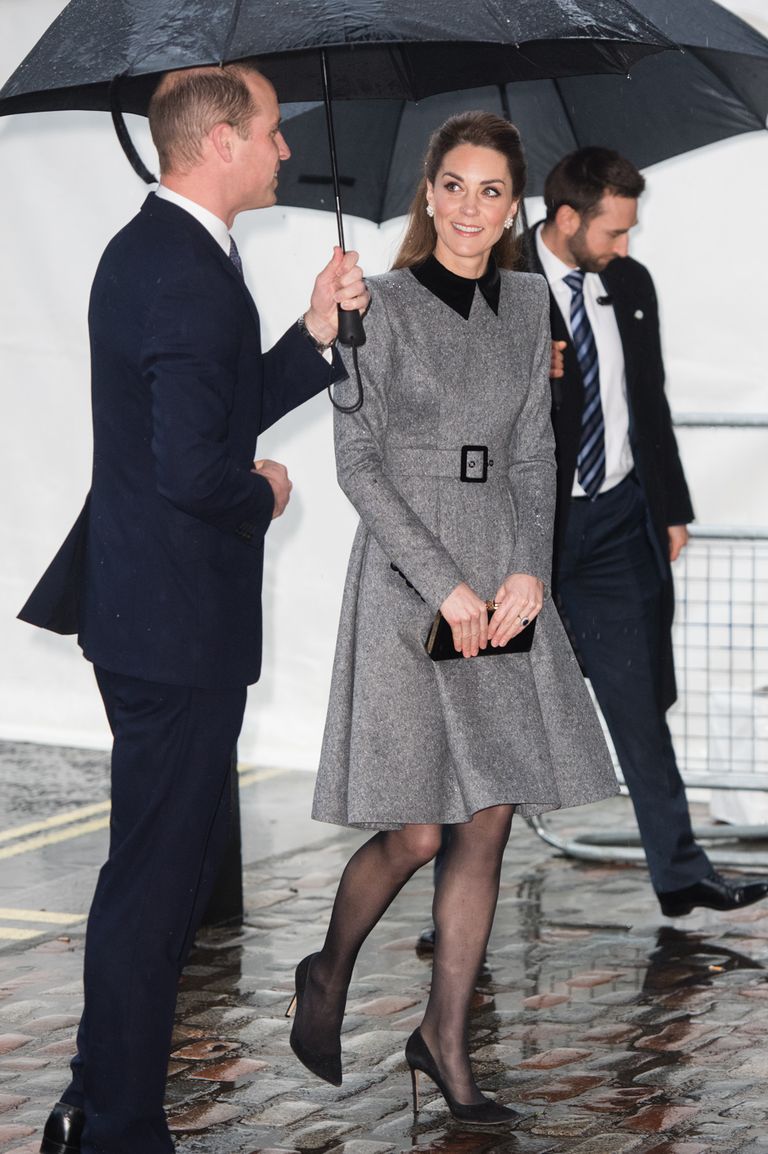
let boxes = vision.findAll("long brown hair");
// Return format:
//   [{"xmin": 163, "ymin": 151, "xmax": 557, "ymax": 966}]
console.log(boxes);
[{"xmin": 393, "ymin": 111, "xmax": 527, "ymax": 272}]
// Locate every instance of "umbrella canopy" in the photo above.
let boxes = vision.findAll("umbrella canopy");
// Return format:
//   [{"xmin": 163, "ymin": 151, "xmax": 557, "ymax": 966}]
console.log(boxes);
[
  {"xmin": 0, "ymin": 0, "xmax": 678, "ymax": 370},
  {"xmin": 0, "ymin": 0, "xmax": 675, "ymax": 116},
  {"xmin": 275, "ymin": 0, "xmax": 768, "ymax": 220}
]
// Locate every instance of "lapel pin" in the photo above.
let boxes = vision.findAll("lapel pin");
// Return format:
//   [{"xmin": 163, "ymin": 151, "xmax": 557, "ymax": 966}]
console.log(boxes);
[{"xmin": 634, "ymin": 309, "xmax": 644, "ymax": 320}]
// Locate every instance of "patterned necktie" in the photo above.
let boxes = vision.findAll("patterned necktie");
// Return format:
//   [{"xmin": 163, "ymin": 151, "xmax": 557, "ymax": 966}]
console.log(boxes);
[
  {"xmin": 228, "ymin": 235, "xmax": 244, "ymax": 277},
  {"xmin": 563, "ymin": 269, "xmax": 606, "ymax": 499}
]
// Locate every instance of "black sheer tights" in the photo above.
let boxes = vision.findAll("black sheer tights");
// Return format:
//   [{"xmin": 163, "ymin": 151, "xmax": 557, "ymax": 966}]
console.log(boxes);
[
  {"xmin": 306, "ymin": 806, "xmax": 514, "ymax": 1101},
  {"xmin": 420, "ymin": 806, "xmax": 514, "ymax": 1102}
]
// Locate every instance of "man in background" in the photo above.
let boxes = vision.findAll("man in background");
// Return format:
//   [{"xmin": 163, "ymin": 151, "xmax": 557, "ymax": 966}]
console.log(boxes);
[{"xmin": 531, "ymin": 146, "xmax": 768, "ymax": 919}]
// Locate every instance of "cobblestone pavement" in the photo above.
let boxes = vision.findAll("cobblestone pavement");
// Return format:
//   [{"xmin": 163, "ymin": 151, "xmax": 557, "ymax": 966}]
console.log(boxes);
[{"xmin": 3, "ymin": 749, "xmax": 768, "ymax": 1154}]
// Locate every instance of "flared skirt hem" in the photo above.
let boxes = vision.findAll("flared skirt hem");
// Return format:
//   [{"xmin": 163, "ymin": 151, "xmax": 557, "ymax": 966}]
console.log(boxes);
[{"xmin": 311, "ymin": 781, "xmax": 619, "ymax": 831}]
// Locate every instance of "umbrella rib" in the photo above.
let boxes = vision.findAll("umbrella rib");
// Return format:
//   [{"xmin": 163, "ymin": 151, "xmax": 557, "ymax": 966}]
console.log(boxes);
[
  {"xmin": 380, "ymin": 100, "xmax": 409, "ymax": 227},
  {"xmin": 552, "ymin": 77, "xmax": 581, "ymax": 151},
  {"xmin": 694, "ymin": 49, "xmax": 767, "ymax": 126}
]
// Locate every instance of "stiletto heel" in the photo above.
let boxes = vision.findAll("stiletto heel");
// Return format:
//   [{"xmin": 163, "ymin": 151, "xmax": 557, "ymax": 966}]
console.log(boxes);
[
  {"xmin": 288, "ymin": 953, "xmax": 343, "ymax": 1086},
  {"xmin": 410, "ymin": 1066, "xmax": 420, "ymax": 1116},
  {"xmin": 405, "ymin": 1028, "xmax": 524, "ymax": 1127}
]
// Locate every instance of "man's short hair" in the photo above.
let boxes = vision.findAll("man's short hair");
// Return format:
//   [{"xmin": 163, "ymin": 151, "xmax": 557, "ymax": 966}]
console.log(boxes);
[
  {"xmin": 149, "ymin": 62, "xmax": 264, "ymax": 174},
  {"xmin": 544, "ymin": 147, "xmax": 646, "ymax": 223}
]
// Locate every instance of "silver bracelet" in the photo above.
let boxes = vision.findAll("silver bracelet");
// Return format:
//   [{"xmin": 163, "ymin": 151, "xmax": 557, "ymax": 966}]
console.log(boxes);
[{"xmin": 297, "ymin": 313, "xmax": 335, "ymax": 353}]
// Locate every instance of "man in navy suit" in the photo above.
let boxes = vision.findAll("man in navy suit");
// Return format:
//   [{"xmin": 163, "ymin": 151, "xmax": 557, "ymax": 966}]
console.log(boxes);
[
  {"xmin": 532, "ymin": 148, "xmax": 768, "ymax": 920},
  {"xmin": 22, "ymin": 63, "xmax": 368, "ymax": 1154}
]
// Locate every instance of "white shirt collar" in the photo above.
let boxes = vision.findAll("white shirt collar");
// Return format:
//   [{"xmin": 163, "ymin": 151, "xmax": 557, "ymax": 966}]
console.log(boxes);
[
  {"xmin": 535, "ymin": 224, "xmax": 581, "ymax": 285},
  {"xmin": 155, "ymin": 185, "xmax": 232, "ymax": 256}
]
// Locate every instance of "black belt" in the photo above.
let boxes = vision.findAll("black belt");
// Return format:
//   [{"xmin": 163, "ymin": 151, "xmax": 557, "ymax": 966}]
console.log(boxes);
[{"xmin": 383, "ymin": 444, "xmax": 506, "ymax": 483}]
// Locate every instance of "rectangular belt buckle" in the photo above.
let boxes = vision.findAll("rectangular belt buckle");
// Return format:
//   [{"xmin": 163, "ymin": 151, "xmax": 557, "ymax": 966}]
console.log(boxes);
[{"xmin": 460, "ymin": 444, "xmax": 488, "ymax": 483}]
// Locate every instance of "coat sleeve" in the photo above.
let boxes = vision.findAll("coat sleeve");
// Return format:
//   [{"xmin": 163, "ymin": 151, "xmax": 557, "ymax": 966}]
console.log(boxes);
[
  {"xmin": 141, "ymin": 271, "xmax": 275, "ymax": 541},
  {"xmin": 333, "ymin": 289, "xmax": 465, "ymax": 612},
  {"xmin": 506, "ymin": 279, "xmax": 558, "ymax": 590},
  {"xmin": 644, "ymin": 275, "xmax": 695, "ymax": 526},
  {"xmin": 259, "ymin": 323, "xmax": 346, "ymax": 434}
]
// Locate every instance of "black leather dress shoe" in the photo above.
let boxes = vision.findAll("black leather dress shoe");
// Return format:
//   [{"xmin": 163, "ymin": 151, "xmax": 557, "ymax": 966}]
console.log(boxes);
[
  {"xmin": 416, "ymin": 926, "xmax": 436, "ymax": 953},
  {"xmin": 40, "ymin": 1101, "xmax": 85, "ymax": 1154},
  {"xmin": 658, "ymin": 871, "xmax": 768, "ymax": 918}
]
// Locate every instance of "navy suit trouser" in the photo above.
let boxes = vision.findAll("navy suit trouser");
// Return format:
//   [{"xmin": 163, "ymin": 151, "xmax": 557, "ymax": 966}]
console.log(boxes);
[
  {"xmin": 556, "ymin": 474, "xmax": 711, "ymax": 894},
  {"xmin": 61, "ymin": 667, "xmax": 247, "ymax": 1154}
]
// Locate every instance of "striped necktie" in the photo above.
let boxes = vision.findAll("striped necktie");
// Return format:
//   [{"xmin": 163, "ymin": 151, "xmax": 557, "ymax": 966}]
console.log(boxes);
[
  {"xmin": 228, "ymin": 236, "xmax": 244, "ymax": 277},
  {"xmin": 564, "ymin": 269, "xmax": 605, "ymax": 500}
]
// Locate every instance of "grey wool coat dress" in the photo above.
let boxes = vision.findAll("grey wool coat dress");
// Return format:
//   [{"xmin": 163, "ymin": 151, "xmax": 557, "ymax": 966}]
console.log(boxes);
[{"xmin": 313, "ymin": 260, "xmax": 618, "ymax": 830}]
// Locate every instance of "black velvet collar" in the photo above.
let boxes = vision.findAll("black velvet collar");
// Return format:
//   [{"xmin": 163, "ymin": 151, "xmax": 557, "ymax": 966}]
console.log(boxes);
[{"xmin": 410, "ymin": 253, "xmax": 501, "ymax": 319}]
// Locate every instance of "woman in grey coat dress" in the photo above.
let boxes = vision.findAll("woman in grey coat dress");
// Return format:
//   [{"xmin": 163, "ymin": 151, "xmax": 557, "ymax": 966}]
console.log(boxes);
[{"xmin": 287, "ymin": 113, "xmax": 618, "ymax": 1126}]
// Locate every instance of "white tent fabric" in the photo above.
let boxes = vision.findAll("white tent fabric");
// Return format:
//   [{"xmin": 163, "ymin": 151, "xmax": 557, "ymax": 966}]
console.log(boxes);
[{"xmin": 1, "ymin": 1, "xmax": 766, "ymax": 765}]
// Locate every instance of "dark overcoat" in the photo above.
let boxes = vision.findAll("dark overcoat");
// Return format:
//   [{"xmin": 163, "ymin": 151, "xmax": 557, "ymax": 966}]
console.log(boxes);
[
  {"xmin": 529, "ymin": 224, "xmax": 694, "ymax": 709},
  {"xmin": 19, "ymin": 193, "xmax": 340, "ymax": 689}
]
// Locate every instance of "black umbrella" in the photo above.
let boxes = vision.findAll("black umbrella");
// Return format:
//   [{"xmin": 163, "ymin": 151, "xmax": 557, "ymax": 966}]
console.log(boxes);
[
  {"xmin": 275, "ymin": 0, "xmax": 768, "ymax": 221},
  {"xmin": 0, "ymin": 1, "xmax": 675, "ymax": 114},
  {"xmin": 0, "ymin": 0, "xmax": 674, "ymax": 396}
]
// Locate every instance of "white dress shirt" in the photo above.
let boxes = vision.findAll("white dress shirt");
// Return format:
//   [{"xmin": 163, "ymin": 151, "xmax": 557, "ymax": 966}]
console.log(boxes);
[
  {"xmin": 155, "ymin": 184, "xmax": 232, "ymax": 255},
  {"xmin": 536, "ymin": 227, "xmax": 634, "ymax": 497}
]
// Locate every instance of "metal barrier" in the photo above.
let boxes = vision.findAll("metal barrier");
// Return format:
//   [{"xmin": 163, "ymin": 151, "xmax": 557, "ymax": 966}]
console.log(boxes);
[{"xmin": 526, "ymin": 413, "xmax": 768, "ymax": 869}]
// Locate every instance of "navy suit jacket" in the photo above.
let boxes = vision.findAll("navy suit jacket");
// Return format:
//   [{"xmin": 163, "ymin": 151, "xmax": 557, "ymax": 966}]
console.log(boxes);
[
  {"xmin": 19, "ymin": 194, "xmax": 342, "ymax": 689},
  {"xmin": 529, "ymin": 223, "xmax": 694, "ymax": 709}
]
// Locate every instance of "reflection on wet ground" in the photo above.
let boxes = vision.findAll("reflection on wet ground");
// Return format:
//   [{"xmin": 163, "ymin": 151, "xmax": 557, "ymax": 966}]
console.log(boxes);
[{"xmin": 2, "ymin": 743, "xmax": 768, "ymax": 1152}]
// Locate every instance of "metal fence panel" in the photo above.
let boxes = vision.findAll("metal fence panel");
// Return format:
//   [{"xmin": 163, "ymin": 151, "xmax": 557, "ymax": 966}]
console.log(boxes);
[
  {"xmin": 526, "ymin": 412, "xmax": 768, "ymax": 866},
  {"xmin": 669, "ymin": 529, "xmax": 768, "ymax": 802}
]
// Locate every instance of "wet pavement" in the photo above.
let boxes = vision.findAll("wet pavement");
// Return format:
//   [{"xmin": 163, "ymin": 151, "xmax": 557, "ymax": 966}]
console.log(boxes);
[{"xmin": 3, "ymin": 741, "xmax": 768, "ymax": 1153}]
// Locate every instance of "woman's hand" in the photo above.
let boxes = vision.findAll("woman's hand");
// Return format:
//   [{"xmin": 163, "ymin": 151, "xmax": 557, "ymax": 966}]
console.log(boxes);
[
  {"xmin": 439, "ymin": 582, "xmax": 490, "ymax": 658},
  {"xmin": 487, "ymin": 573, "xmax": 544, "ymax": 648}
]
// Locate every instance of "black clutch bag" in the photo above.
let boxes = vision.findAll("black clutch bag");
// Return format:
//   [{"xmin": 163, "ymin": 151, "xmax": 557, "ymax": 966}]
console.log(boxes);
[{"xmin": 425, "ymin": 601, "xmax": 536, "ymax": 661}]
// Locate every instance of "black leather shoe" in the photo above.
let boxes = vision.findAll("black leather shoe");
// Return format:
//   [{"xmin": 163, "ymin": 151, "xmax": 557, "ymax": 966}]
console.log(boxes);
[
  {"xmin": 40, "ymin": 1102, "xmax": 85, "ymax": 1153},
  {"xmin": 416, "ymin": 927, "xmax": 436, "ymax": 953},
  {"xmin": 406, "ymin": 1028, "xmax": 525, "ymax": 1127},
  {"xmin": 658, "ymin": 871, "xmax": 768, "ymax": 918},
  {"xmin": 286, "ymin": 953, "xmax": 343, "ymax": 1086}
]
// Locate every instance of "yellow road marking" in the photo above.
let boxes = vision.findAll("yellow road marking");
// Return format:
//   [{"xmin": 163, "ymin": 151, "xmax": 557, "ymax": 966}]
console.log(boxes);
[
  {"xmin": 0, "ymin": 800, "xmax": 111, "ymax": 845},
  {"xmin": 0, "ymin": 817, "xmax": 111, "ymax": 861},
  {"xmin": 0, "ymin": 926, "xmax": 43, "ymax": 941},
  {"xmin": 0, "ymin": 908, "xmax": 86, "ymax": 925},
  {"xmin": 0, "ymin": 766, "xmax": 293, "ymax": 860}
]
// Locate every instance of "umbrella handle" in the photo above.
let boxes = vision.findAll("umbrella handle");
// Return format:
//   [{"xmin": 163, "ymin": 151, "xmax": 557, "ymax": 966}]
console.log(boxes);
[
  {"xmin": 320, "ymin": 50, "xmax": 366, "ymax": 354},
  {"xmin": 337, "ymin": 307, "xmax": 365, "ymax": 347}
]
